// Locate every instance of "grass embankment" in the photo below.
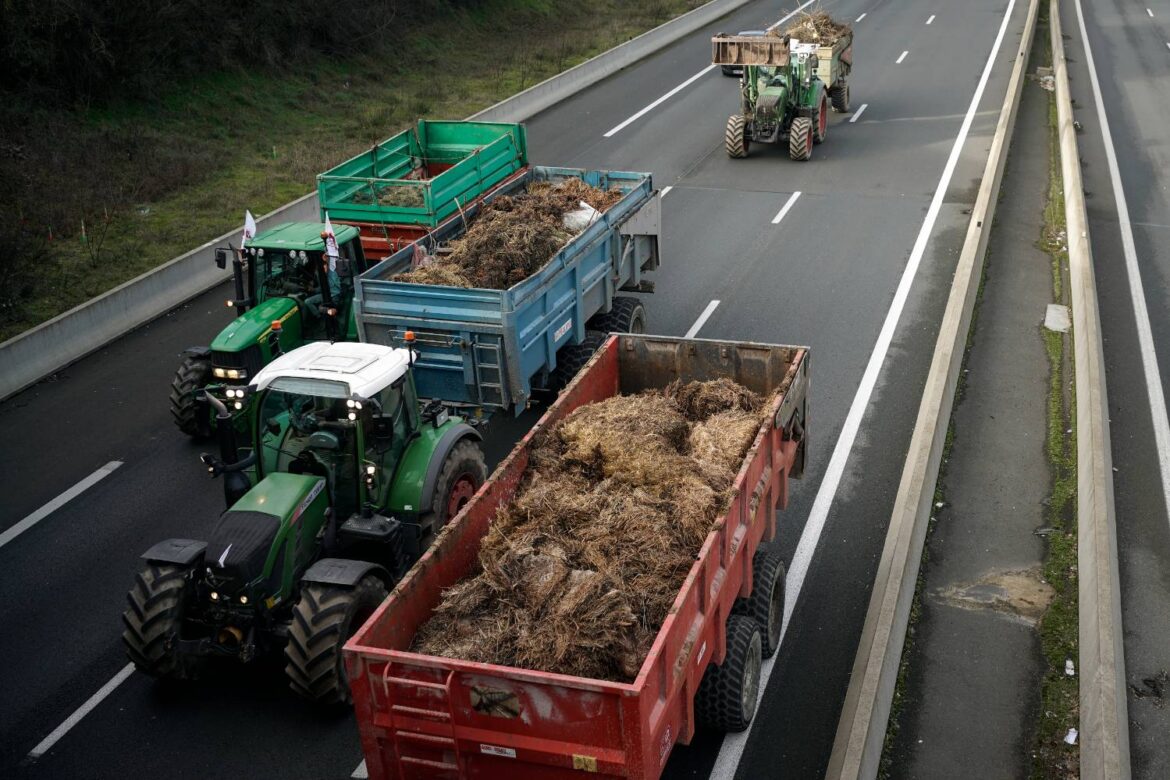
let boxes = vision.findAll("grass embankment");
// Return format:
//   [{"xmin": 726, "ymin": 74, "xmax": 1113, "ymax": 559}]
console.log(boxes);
[
  {"xmin": 1030, "ymin": 53, "xmax": 1080, "ymax": 780},
  {"xmin": 0, "ymin": 0, "xmax": 701, "ymax": 341}
]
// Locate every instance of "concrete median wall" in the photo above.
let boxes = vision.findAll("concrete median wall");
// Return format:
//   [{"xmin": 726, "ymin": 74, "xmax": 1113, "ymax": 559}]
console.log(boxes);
[{"xmin": 0, "ymin": 0, "xmax": 751, "ymax": 400}]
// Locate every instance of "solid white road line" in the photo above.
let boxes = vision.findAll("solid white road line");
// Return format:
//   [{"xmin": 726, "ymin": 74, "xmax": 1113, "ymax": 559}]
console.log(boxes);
[
  {"xmin": 660, "ymin": 185, "xmax": 673, "ymax": 197},
  {"xmin": 856, "ymin": 13, "xmax": 867, "ymax": 23},
  {"xmin": 708, "ymin": 0, "xmax": 1019, "ymax": 776},
  {"xmin": 604, "ymin": 0, "xmax": 818, "ymax": 136},
  {"xmin": 1074, "ymin": 0, "xmax": 1170, "ymax": 529},
  {"xmin": 850, "ymin": 103, "xmax": 869, "ymax": 123},
  {"xmin": 771, "ymin": 192, "xmax": 802, "ymax": 225},
  {"xmin": 0, "ymin": 461, "xmax": 123, "ymax": 551},
  {"xmin": 927, "ymin": 14, "xmax": 936, "ymax": 25},
  {"xmin": 27, "ymin": 664, "xmax": 135, "ymax": 760},
  {"xmin": 685, "ymin": 300, "xmax": 721, "ymax": 338},
  {"xmin": 896, "ymin": 50, "xmax": 910, "ymax": 63},
  {"xmin": 353, "ymin": 760, "xmax": 368, "ymax": 778}
]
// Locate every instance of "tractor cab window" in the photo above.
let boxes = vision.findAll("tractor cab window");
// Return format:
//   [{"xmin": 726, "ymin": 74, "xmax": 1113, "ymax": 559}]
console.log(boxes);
[
  {"xmin": 365, "ymin": 380, "xmax": 411, "ymax": 471},
  {"xmin": 259, "ymin": 250, "xmax": 317, "ymax": 301}
]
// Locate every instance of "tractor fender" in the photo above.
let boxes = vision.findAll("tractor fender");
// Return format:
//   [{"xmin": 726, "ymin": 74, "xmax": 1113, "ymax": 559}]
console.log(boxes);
[
  {"xmin": 181, "ymin": 346, "xmax": 212, "ymax": 359},
  {"xmin": 142, "ymin": 538, "xmax": 207, "ymax": 566},
  {"xmin": 301, "ymin": 558, "xmax": 391, "ymax": 588},
  {"xmin": 419, "ymin": 424, "xmax": 483, "ymax": 512}
]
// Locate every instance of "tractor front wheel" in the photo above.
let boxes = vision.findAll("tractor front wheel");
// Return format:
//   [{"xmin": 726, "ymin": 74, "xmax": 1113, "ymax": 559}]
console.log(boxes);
[
  {"xmin": 789, "ymin": 117, "xmax": 813, "ymax": 161},
  {"xmin": 725, "ymin": 114, "xmax": 750, "ymax": 159},
  {"xmin": 830, "ymin": 83, "xmax": 850, "ymax": 113},
  {"xmin": 285, "ymin": 575, "xmax": 388, "ymax": 705},
  {"xmin": 170, "ymin": 355, "xmax": 212, "ymax": 439},
  {"xmin": 431, "ymin": 439, "xmax": 488, "ymax": 527},
  {"xmin": 814, "ymin": 95, "xmax": 829, "ymax": 145},
  {"xmin": 123, "ymin": 562, "xmax": 196, "ymax": 680}
]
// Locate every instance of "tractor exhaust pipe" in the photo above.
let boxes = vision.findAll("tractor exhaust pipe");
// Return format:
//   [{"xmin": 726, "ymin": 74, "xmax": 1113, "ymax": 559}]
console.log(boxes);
[{"xmin": 204, "ymin": 392, "xmax": 252, "ymax": 508}]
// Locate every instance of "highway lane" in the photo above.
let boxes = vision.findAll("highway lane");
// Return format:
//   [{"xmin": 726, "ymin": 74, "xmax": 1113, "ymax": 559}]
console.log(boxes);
[
  {"xmin": 1062, "ymin": 1, "xmax": 1170, "ymax": 777},
  {"xmin": 0, "ymin": 1, "xmax": 1033, "ymax": 777}
]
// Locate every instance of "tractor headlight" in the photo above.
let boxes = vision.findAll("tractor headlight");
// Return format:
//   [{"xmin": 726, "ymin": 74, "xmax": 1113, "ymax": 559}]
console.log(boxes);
[
  {"xmin": 348, "ymin": 412, "xmax": 357, "ymax": 421},
  {"xmin": 234, "ymin": 402, "xmax": 243, "ymax": 410},
  {"xmin": 366, "ymin": 464, "xmax": 376, "ymax": 476},
  {"xmin": 213, "ymin": 367, "xmax": 227, "ymax": 379},
  {"xmin": 210, "ymin": 591, "xmax": 219, "ymax": 601},
  {"xmin": 239, "ymin": 595, "xmax": 249, "ymax": 605}
]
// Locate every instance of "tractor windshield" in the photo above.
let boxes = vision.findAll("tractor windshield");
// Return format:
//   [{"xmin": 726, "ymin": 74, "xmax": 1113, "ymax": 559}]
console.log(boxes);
[{"xmin": 258, "ymin": 250, "xmax": 320, "ymax": 301}]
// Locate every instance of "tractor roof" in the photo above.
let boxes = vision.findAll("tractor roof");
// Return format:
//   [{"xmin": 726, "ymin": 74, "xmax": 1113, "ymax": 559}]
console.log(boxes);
[
  {"xmin": 245, "ymin": 221, "xmax": 360, "ymax": 251},
  {"xmin": 251, "ymin": 342, "xmax": 412, "ymax": 399}
]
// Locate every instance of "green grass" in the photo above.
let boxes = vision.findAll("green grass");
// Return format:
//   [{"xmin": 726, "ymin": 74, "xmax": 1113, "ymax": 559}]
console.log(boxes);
[{"xmin": 0, "ymin": 0, "xmax": 701, "ymax": 341}]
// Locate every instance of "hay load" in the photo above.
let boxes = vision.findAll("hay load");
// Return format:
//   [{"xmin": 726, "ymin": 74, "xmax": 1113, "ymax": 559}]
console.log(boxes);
[
  {"xmin": 412, "ymin": 379, "xmax": 773, "ymax": 682},
  {"xmin": 783, "ymin": 10, "xmax": 851, "ymax": 43},
  {"xmin": 394, "ymin": 178, "xmax": 625, "ymax": 290}
]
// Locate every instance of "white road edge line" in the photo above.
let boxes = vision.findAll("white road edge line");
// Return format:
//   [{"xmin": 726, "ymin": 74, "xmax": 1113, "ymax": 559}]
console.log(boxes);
[
  {"xmin": 707, "ymin": 0, "xmax": 1019, "ymax": 775},
  {"xmin": 685, "ymin": 300, "xmax": 721, "ymax": 338},
  {"xmin": 353, "ymin": 760, "xmax": 368, "ymax": 779},
  {"xmin": 660, "ymin": 185, "xmax": 673, "ymax": 197},
  {"xmin": 1074, "ymin": 0, "xmax": 1170, "ymax": 528},
  {"xmin": 603, "ymin": 0, "xmax": 817, "ymax": 137},
  {"xmin": 0, "ymin": 461, "xmax": 123, "ymax": 551},
  {"xmin": 896, "ymin": 50, "xmax": 910, "ymax": 64},
  {"xmin": 850, "ymin": 103, "xmax": 869, "ymax": 123},
  {"xmin": 771, "ymin": 191, "xmax": 802, "ymax": 225},
  {"xmin": 27, "ymin": 663, "xmax": 135, "ymax": 760},
  {"xmin": 856, "ymin": 13, "xmax": 867, "ymax": 23}
]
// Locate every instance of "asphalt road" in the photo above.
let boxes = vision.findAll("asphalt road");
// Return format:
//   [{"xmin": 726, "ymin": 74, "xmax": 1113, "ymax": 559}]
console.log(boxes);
[
  {"xmin": 0, "ymin": 1, "xmax": 1035, "ymax": 778},
  {"xmin": 1061, "ymin": 2, "xmax": 1170, "ymax": 777}
]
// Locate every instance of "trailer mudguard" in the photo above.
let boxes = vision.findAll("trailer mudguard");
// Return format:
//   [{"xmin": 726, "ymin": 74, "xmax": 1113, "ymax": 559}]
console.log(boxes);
[
  {"xmin": 142, "ymin": 539, "xmax": 207, "ymax": 566},
  {"xmin": 419, "ymin": 423, "xmax": 483, "ymax": 512},
  {"xmin": 302, "ymin": 558, "xmax": 391, "ymax": 588}
]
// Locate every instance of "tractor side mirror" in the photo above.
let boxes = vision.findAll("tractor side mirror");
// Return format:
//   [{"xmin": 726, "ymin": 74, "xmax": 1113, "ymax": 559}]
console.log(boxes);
[{"xmin": 215, "ymin": 248, "xmax": 230, "ymax": 269}]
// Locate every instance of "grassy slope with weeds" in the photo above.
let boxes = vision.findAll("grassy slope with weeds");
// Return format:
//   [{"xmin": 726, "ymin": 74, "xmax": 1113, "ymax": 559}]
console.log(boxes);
[
  {"xmin": 1030, "ymin": 51, "xmax": 1080, "ymax": 780},
  {"xmin": 0, "ymin": 0, "xmax": 701, "ymax": 341}
]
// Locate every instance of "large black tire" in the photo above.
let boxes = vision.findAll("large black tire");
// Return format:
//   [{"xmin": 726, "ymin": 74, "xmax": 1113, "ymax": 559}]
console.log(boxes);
[
  {"xmin": 122, "ymin": 562, "xmax": 195, "ymax": 680},
  {"xmin": 430, "ymin": 439, "xmax": 488, "ymax": 528},
  {"xmin": 695, "ymin": 615, "xmax": 763, "ymax": 732},
  {"xmin": 587, "ymin": 296, "xmax": 646, "ymax": 336},
  {"xmin": 725, "ymin": 114, "xmax": 749, "ymax": 159},
  {"xmin": 830, "ymin": 82, "xmax": 850, "ymax": 113},
  {"xmin": 284, "ymin": 575, "xmax": 388, "ymax": 705},
  {"xmin": 170, "ymin": 355, "xmax": 212, "ymax": 439},
  {"xmin": 789, "ymin": 116, "xmax": 813, "ymax": 162},
  {"xmin": 550, "ymin": 330, "xmax": 607, "ymax": 390},
  {"xmin": 813, "ymin": 95, "xmax": 829, "ymax": 145},
  {"xmin": 732, "ymin": 546, "xmax": 786, "ymax": 659}
]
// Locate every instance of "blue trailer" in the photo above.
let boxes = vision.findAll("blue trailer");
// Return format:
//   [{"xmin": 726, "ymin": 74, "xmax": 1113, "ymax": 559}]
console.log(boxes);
[{"xmin": 353, "ymin": 166, "xmax": 661, "ymax": 417}]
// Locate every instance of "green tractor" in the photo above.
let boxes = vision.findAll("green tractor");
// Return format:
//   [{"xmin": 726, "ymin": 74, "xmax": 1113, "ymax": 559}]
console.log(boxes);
[
  {"xmin": 713, "ymin": 33, "xmax": 849, "ymax": 161},
  {"xmin": 128, "ymin": 340, "xmax": 487, "ymax": 704},
  {"xmin": 170, "ymin": 222, "xmax": 369, "ymax": 439}
]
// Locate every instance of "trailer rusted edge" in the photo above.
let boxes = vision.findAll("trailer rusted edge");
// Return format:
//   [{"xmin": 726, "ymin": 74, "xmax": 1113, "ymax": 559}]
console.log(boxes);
[{"xmin": 823, "ymin": 0, "xmax": 1041, "ymax": 777}]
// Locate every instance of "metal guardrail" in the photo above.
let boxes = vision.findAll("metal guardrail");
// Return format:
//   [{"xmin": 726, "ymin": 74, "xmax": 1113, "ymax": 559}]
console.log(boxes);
[
  {"xmin": 1049, "ymin": 1, "xmax": 1131, "ymax": 776},
  {"xmin": 824, "ymin": 0, "xmax": 1040, "ymax": 775},
  {"xmin": 0, "ymin": 0, "xmax": 754, "ymax": 401}
]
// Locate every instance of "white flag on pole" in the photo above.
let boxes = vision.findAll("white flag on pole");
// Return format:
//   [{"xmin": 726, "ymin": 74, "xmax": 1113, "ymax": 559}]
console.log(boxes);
[
  {"xmin": 241, "ymin": 210, "xmax": 257, "ymax": 249},
  {"xmin": 323, "ymin": 212, "xmax": 340, "ymax": 271}
]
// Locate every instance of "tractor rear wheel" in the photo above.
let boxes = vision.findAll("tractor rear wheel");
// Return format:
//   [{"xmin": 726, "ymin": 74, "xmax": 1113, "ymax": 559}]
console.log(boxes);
[
  {"xmin": 732, "ymin": 545, "xmax": 786, "ymax": 658},
  {"xmin": 122, "ymin": 562, "xmax": 196, "ymax": 680},
  {"xmin": 170, "ymin": 355, "xmax": 212, "ymax": 439},
  {"xmin": 285, "ymin": 575, "xmax": 388, "ymax": 705},
  {"xmin": 725, "ymin": 114, "xmax": 750, "ymax": 158},
  {"xmin": 830, "ymin": 83, "xmax": 850, "ymax": 113},
  {"xmin": 789, "ymin": 117, "xmax": 813, "ymax": 161},
  {"xmin": 430, "ymin": 439, "xmax": 488, "ymax": 528},
  {"xmin": 587, "ymin": 296, "xmax": 646, "ymax": 336},
  {"xmin": 694, "ymin": 615, "xmax": 763, "ymax": 732},
  {"xmin": 550, "ymin": 330, "xmax": 607, "ymax": 391},
  {"xmin": 814, "ymin": 95, "xmax": 829, "ymax": 145}
]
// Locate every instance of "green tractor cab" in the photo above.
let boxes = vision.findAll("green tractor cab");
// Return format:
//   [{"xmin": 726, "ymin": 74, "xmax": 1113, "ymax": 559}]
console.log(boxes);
[
  {"xmin": 713, "ymin": 30, "xmax": 852, "ymax": 161},
  {"xmin": 129, "ymin": 341, "xmax": 487, "ymax": 704},
  {"xmin": 170, "ymin": 221, "xmax": 368, "ymax": 439}
]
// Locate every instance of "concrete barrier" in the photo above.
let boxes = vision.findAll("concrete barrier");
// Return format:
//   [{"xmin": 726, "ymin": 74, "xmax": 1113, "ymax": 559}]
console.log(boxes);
[
  {"xmin": 0, "ymin": 0, "xmax": 753, "ymax": 400},
  {"xmin": 1050, "ymin": 1, "xmax": 1131, "ymax": 776},
  {"xmin": 824, "ymin": 0, "xmax": 1040, "ymax": 776}
]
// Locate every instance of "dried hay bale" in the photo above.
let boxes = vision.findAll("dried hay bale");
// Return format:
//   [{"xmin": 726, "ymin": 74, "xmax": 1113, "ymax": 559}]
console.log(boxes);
[
  {"xmin": 390, "ymin": 178, "xmax": 624, "ymax": 290},
  {"xmin": 784, "ymin": 10, "xmax": 851, "ymax": 43},
  {"xmin": 665, "ymin": 378, "xmax": 762, "ymax": 421},
  {"xmin": 393, "ymin": 262, "xmax": 473, "ymax": 288}
]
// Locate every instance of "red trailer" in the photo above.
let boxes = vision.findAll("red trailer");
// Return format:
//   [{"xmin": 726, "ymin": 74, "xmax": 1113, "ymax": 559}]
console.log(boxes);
[{"xmin": 345, "ymin": 333, "xmax": 809, "ymax": 780}]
